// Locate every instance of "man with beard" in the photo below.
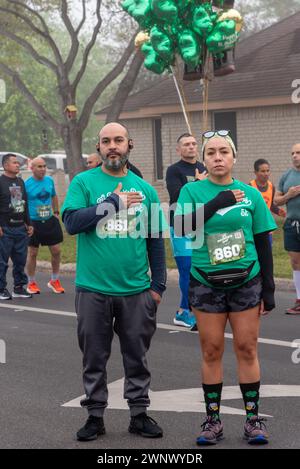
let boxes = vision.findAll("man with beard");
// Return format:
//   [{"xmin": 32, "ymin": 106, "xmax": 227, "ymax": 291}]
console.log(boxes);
[{"xmin": 62, "ymin": 122, "xmax": 167, "ymax": 441}]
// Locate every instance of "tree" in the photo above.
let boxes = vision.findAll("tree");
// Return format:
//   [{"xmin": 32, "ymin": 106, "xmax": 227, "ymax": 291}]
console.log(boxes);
[
  {"xmin": 0, "ymin": 0, "xmax": 143, "ymax": 178},
  {"xmin": 236, "ymin": 0, "xmax": 300, "ymax": 36}
]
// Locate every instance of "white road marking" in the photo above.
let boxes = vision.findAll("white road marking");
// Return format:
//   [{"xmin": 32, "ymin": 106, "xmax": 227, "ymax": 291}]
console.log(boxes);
[
  {"xmin": 1, "ymin": 303, "xmax": 299, "ymax": 348},
  {"xmin": 62, "ymin": 381, "xmax": 300, "ymax": 416}
]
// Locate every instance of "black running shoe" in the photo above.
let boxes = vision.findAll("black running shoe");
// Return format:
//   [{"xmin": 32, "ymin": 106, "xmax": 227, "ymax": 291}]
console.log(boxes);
[
  {"xmin": 0, "ymin": 288, "xmax": 12, "ymax": 300},
  {"xmin": 76, "ymin": 415, "xmax": 105, "ymax": 441},
  {"xmin": 129, "ymin": 413, "xmax": 163, "ymax": 438},
  {"xmin": 12, "ymin": 286, "xmax": 32, "ymax": 298}
]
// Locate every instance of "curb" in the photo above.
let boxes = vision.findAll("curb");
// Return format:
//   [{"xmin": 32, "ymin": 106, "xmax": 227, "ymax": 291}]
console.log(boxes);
[{"xmin": 36, "ymin": 262, "xmax": 294, "ymax": 292}]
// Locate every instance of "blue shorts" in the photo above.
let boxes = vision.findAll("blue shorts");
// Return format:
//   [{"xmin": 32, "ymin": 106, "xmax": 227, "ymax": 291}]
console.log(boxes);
[
  {"xmin": 169, "ymin": 227, "xmax": 192, "ymax": 257},
  {"xmin": 283, "ymin": 219, "xmax": 300, "ymax": 252}
]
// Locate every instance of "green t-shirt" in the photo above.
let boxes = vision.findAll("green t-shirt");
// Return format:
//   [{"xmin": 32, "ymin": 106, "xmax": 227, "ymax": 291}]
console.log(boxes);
[
  {"xmin": 175, "ymin": 178, "xmax": 277, "ymax": 288},
  {"xmin": 61, "ymin": 167, "xmax": 166, "ymax": 295}
]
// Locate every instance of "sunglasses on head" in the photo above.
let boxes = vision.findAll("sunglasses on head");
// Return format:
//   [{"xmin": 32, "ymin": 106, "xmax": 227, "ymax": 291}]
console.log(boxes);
[{"xmin": 202, "ymin": 130, "xmax": 231, "ymax": 139}]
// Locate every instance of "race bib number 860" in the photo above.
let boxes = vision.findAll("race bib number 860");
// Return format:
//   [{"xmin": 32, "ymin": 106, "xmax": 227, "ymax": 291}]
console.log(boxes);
[{"xmin": 207, "ymin": 229, "xmax": 246, "ymax": 265}]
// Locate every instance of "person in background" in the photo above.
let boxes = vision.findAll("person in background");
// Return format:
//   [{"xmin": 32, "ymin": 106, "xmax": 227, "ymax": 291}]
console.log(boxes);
[
  {"xmin": 86, "ymin": 153, "xmax": 101, "ymax": 169},
  {"xmin": 166, "ymin": 133, "xmax": 206, "ymax": 329},
  {"xmin": 274, "ymin": 143, "xmax": 300, "ymax": 314},
  {"xmin": 0, "ymin": 154, "xmax": 33, "ymax": 300},
  {"xmin": 25, "ymin": 157, "xmax": 64, "ymax": 294},
  {"xmin": 249, "ymin": 159, "xmax": 286, "ymax": 218}
]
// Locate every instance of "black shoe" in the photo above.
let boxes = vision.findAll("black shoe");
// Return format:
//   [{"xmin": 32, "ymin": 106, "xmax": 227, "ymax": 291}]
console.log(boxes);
[
  {"xmin": 0, "ymin": 288, "xmax": 12, "ymax": 300},
  {"xmin": 76, "ymin": 415, "xmax": 105, "ymax": 441},
  {"xmin": 12, "ymin": 286, "xmax": 32, "ymax": 298},
  {"xmin": 129, "ymin": 413, "xmax": 163, "ymax": 438}
]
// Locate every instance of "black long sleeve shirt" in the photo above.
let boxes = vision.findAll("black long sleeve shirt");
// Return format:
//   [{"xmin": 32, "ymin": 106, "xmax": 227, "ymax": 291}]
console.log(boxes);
[{"xmin": 166, "ymin": 159, "xmax": 205, "ymax": 226}]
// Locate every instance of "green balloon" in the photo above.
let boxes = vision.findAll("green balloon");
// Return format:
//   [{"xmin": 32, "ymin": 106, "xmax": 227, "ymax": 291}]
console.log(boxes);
[
  {"xmin": 192, "ymin": 6, "xmax": 214, "ymax": 38},
  {"xmin": 141, "ymin": 42, "xmax": 167, "ymax": 74},
  {"xmin": 150, "ymin": 26, "xmax": 175, "ymax": 63},
  {"xmin": 151, "ymin": 0, "xmax": 178, "ymax": 24},
  {"xmin": 121, "ymin": 0, "xmax": 152, "ymax": 26},
  {"xmin": 206, "ymin": 19, "xmax": 239, "ymax": 53},
  {"xmin": 178, "ymin": 29, "xmax": 202, "ymax": 68}
]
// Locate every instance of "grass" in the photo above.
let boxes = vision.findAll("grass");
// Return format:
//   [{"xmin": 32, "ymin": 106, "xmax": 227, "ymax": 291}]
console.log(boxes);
[{"xmin": 37, "ymin": 218, "xmax": 292, "ymax": 279}]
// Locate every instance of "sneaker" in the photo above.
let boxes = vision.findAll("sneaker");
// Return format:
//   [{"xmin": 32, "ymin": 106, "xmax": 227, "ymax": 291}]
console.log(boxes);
[
  {"xmin": 0, "ymin": 288, "xmax": 12, "ymax": 300},
  {"xmin": 27, "ymin": 281, "xmax": 41, "ymax": 295},
  {"xmin": 196, "ymin": 416, "xmax": 224, "ymax": 446},
  {"xmin": 128, "ymin": 413, "xmax": 163, "ymax": 438},
  {"xmin": 244, "ymin": 416, "xmax": 269, "ymax": 445},
  {"xmin": 286, "ymin": 300, "xmax": 300, "ymax": 315},
  {"xmin": 12, "ymin": 286, "xmax": 32, "ymax": 298},
  {"xmin": 173, "ymin": 310, "xmax": 196, "ymax": 328},
  {"xmin": 47, "ymin": 279, "xmax": 65, "ymax": 294},
  {"xmin": 76, "ymin": 415, "xmax": 105, "ymax": 441}
]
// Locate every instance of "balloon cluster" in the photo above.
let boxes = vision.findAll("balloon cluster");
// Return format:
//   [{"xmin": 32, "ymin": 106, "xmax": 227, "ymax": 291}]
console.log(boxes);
[{"xmin": 122, "ymin": 0, "xmax": 243, "ymax": 75}]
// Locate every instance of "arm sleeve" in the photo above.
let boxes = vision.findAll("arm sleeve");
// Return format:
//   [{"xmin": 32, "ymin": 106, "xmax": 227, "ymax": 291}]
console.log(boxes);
[
  {"xmin": 254, "ymin": 231, "xmax": 275, "ymax": 311},
  {"xmin": 166, "ymin": 167, "xmax": 184, "ymax": 205},
  {"xmin": 174, "ymin": 190, "xmax": 237, "ymax": 236},
  {"xmin": 62, "ymin": 193, "xmax": 121, "ymax": 235},
  {"xmin": 146, "ymin": 235, "xmax": 167, "ymax": 296}
]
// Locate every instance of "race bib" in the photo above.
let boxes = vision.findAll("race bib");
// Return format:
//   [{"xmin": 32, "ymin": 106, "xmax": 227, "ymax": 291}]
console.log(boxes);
[
  {"xmin": 98, "ymin": 210, "xmax": 138, "ymax": 237},
  {"xmin": 206, "ymin": 229, "xmax": 245, "ymax": 265},
  {"xmin": 37, "ymin": 205, "xmax": 51, "ymax": 219}
]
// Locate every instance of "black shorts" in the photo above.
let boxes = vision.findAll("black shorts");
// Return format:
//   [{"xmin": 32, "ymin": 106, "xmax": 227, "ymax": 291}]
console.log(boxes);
[
  {"xmin": 189, "ymin": 274, "xmax": 262, "ymax": 313},
  {"xmin": 283, "ymin": 219, "xmax": 300, "ymax": 252},
  {"xmin": 29, "ymin": 216, "xmax": 63, "ymax": 248}
]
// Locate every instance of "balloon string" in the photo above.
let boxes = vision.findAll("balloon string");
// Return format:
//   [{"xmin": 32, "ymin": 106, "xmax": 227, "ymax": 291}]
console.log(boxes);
[
  {"xmin": 170, "ymin": 65, "xmax": 192, "ymax": 135},
  {"xmin": 202, "ymin": 51, "xmax": 211, "ymax": 133}
]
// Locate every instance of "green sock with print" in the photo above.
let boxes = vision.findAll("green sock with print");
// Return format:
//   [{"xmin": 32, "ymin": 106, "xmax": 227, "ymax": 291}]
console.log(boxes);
[{"xmin": 240, "ymin": 381, "xmax": 260, "ymax": 419}]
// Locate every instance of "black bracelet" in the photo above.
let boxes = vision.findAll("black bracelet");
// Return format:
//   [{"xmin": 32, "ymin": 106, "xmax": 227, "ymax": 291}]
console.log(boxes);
[{"xmin": 54, "ymin": 210, "xmax": 60, "ymax": 215}]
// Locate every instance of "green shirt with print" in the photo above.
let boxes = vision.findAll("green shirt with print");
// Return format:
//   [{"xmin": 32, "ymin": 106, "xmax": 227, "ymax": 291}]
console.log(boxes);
[
  {"xmin": 175, "ymin": 178, "xmax": 277, "ymax": 288},
  {"xmin": 61, "ymin": 166, "xmax": 167, "ymax": 296}
]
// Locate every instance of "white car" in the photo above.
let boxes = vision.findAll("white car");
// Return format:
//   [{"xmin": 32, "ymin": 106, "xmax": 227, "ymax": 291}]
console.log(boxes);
[
  {"xmin": 0, "ymin": 151, "xmax": 28, "ymax": 170},
  {"xmin": 36, "ymin": 152, "xmax": 89, "ymax": 173}
]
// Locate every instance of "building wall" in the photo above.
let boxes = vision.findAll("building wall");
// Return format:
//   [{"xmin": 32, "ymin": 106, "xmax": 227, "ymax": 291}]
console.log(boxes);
[
  {"xmin": 122, "ymin": 103, "xmax": 300, "ymax": 202},
  {"xmin": 236, "ymin": 104, "xmax": 300, "ymax": 186}
]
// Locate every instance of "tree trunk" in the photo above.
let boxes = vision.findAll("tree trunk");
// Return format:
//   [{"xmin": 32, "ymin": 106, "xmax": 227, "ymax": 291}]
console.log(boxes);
[{"xmin": 61, "ymin": 122, "xmax": 85, "ymax": 181}]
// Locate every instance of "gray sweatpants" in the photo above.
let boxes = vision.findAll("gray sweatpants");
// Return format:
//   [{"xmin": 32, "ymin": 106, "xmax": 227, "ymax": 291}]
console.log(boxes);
[{"xmin": 75, "ymin": 289, "xmax": 157, "ymax": 417}]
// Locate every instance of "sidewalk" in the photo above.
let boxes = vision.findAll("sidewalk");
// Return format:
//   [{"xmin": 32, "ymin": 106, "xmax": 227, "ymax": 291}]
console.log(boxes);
[{"xmin": 36, "ymin": 261, "xmax": 294, "ymax": 292}]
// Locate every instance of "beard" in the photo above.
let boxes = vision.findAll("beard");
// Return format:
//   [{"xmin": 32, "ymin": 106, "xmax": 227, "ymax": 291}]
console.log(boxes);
[{"xmin": 101, "ymin": 152, "xmax": 129, "ymax": 171}]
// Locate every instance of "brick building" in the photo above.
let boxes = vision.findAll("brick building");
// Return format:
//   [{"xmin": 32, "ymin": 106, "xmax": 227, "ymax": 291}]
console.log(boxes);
[{"xmin": 96, "ymin": 12, "xmax": 300, "ymax": 203}]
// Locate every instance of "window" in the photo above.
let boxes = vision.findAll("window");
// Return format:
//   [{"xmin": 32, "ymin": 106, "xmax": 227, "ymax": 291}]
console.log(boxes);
[
  {"xmin": 43, "ymin": 157, "xmax": 57, "ymax": 170},
  {"xmin": 153, "ymin": 118, "xmax": 163, "ymax": 180},
  {"xmin": 214, "ymin": 111, "xmax": 237, "ymax": 148}
]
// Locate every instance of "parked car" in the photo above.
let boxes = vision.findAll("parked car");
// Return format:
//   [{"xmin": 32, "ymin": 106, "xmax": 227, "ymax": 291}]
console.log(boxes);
[
  {"xmin": 0, "ymin": 151, "xmax": 28, "ymax": 170},
  {"xmin": 36, "ymin": 152, "xmax": 89, "ymax": 173}
]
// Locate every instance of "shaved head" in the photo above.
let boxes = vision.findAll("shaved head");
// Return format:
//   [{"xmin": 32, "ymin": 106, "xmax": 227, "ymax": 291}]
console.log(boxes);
[
  {"xmin": 99, "ymin": 122, "xmax": 129, "ymax": 140},
  {"xmin": 31, "ymin": 157, "xmax": 46, "ymax": 167},
  {"xmin": 31, "ymin": 156, "xmax": 47, "ymax": 180}
]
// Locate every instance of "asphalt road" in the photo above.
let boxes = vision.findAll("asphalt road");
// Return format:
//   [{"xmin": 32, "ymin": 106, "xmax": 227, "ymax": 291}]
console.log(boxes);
[{"xmin": 0, "ymin": 272, "xmax": 299, "ymax": 449}]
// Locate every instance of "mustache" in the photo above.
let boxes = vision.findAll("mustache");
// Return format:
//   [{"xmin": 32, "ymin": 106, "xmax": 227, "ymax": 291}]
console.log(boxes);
[{"xmin": 107, "ymin": 151, "xmax": 121, "ymax": 157}]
